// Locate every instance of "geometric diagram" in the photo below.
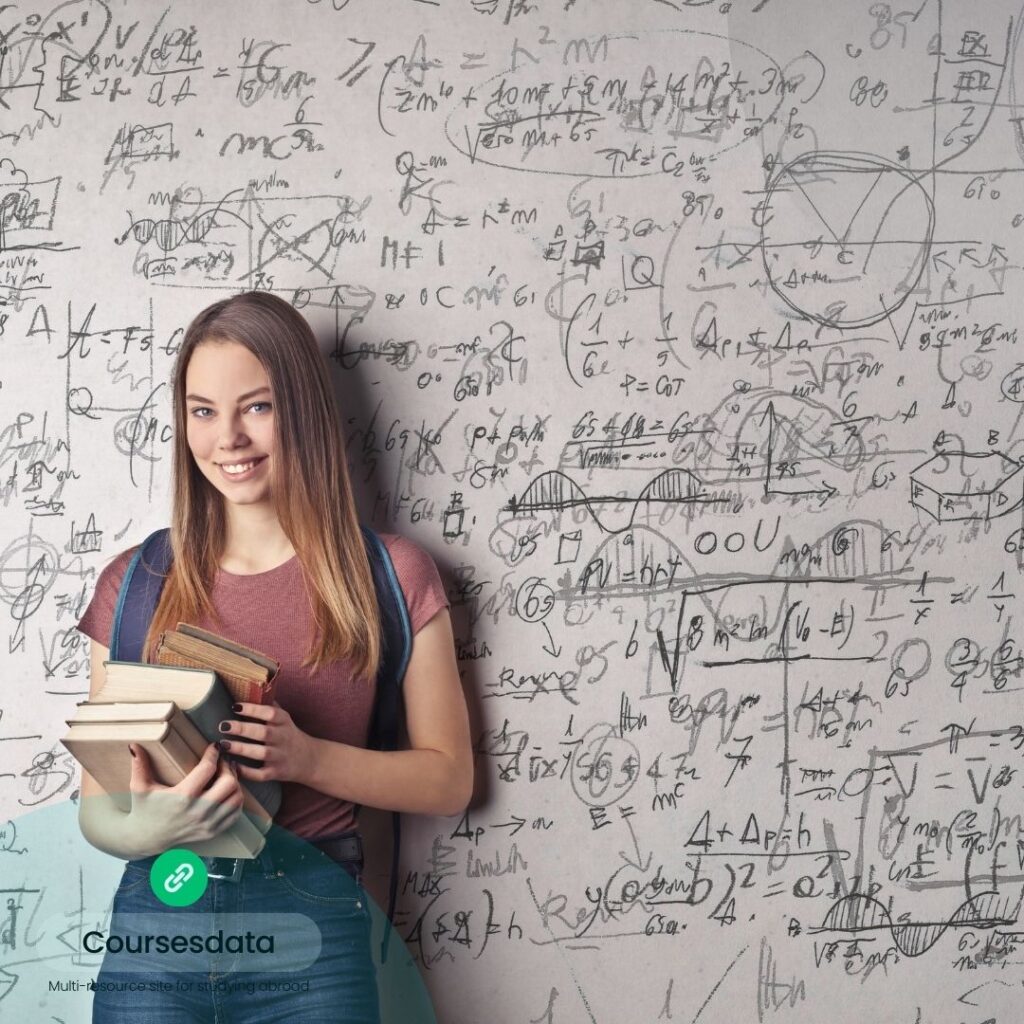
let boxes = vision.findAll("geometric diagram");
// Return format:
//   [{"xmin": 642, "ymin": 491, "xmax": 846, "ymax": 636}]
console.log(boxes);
[
  {"xmin": 760, "ymin": 151, "xmax": 935, "ymax": 329},
  {"xmin": 761, "ymin": 401, "xmax": 838, "ymax": 504},
  {"xmin": 0, "ymin": 169, "xmax": 60, "ymax": 240},
  {"xmin": 505, "ymin": 467, "xmax": 715, "ymax": 533},
  {"xmin": 910, "ymin": 451, "xmax": 1024, "ymax": 521},
  {"xmin": 117, "ymin": 198, "xmax": 247, "ymax": 253},
  {"xmin": 700, "ymin": 390, "xmax": 866, "ymax": 508},
  {"xmin": 0, "ymin": 165, "xmax": 67, "ymax": 309},
  {"xmin": 815, "ymin": 890, "xmax": 1020, "ymax": 958},
  {"xmin": 116, "ymin": 187, "xmax": 373, "ymax": 295}
]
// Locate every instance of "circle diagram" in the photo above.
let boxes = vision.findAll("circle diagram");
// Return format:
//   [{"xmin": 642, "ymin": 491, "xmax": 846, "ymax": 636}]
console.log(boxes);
[{"xmin": 760, "ymin": 151, "xmax": 934, "ymax": 329}]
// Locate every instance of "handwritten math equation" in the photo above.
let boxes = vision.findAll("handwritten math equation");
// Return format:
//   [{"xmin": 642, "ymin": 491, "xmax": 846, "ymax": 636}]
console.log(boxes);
[{"xmin": 3, "ymin": 0, "xmax": 1024, "ymax": 1021}]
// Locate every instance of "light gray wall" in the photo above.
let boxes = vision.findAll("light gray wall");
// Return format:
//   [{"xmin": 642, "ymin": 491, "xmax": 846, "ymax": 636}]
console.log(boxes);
[{"xmin": 3, "ymin": 0, "xmax": 1023, "ymax": 1020}]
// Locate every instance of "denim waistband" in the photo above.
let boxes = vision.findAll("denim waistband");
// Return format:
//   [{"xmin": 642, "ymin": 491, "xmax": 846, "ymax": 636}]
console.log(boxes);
[{"xmin": 125, "ymin": 829, "xmax": 363, "ymax": 884}]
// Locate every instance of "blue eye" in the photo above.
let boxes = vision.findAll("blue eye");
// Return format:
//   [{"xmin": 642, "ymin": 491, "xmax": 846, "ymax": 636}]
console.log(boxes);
[{"xmin": 189, "ymin": 402, "xmax": 271, "ymax": 418}]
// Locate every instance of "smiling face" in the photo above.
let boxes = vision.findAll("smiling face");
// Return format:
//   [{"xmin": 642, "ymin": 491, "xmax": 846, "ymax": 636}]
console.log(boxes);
[{"xmin": 184, "ymin": 339, "xmax": 277, "ymax": 509}]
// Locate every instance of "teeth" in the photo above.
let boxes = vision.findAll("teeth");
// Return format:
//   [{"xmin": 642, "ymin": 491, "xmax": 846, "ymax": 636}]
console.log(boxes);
[{"xmin": 222, "ymin": 458, "xmax": 261, "ymax": 474}]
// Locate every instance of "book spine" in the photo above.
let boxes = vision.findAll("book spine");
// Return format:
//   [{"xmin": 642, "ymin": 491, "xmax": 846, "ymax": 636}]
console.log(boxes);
[
  {"xmin": 59, "ymin": 737, "xmax": 132, "ymax": 813},
  {"xmin": 167, "ymin": 707, "xmax": 274, "ymax": 835},
  {"xmin": 160, "ymin": 722, "xmax": 265, "ymax": 858},
  {"xmin": 65, "ymin": 702, "xmax": 176, "ymax": 726},
  {"xmin": 185, "ymin": 681, "xmax": 282, "ymax": 818}
]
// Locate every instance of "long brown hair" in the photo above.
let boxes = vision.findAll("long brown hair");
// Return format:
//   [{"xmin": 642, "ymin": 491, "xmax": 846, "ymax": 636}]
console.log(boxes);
[{"xmin": 139, "ymin": 290, "xmax": 382, "ymax": 682}]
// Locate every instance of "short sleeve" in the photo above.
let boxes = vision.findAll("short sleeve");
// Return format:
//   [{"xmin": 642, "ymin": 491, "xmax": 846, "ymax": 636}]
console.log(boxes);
[
  {"xmin": 76, "ymin": 546, "xmax": 140, "ymax": 648},
  {"xmin": 381, "ymin": 533, "xmax": 450, "ymax": 635}
]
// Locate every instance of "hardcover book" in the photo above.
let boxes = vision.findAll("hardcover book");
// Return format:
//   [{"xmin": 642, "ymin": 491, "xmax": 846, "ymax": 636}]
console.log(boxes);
[
  {"xmin": 62, "ymin": 709, "xmax": 268, "ymax": 858},
  {"xmin": 63, "ymin": 624, "xmax": 285, "ymax": 858}
]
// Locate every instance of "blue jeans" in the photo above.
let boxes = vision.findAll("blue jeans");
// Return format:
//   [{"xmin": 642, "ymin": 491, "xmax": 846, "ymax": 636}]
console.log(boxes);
[{"xmin": 90, "ymin": 841, "xmax": 380, "ymax": 1023}]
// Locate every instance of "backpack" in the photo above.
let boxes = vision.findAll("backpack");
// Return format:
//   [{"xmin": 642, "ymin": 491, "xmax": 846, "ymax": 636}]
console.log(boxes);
[{"xmin": 109, "ymin": 524, "xmax": 411, "ymax": 964}]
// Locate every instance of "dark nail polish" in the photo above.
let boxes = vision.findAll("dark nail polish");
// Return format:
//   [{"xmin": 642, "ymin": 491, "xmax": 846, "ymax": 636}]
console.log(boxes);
[
  {"xmin": 219, "ymin": 722, "xmax": 231, "ymax": 732},
  {"xmin": 217, "ymin": 739, "xmax": 231, "ymax": 751},
  {"xmin": 232, "ymin": 703, "xmax": 243, "ymax": 712},
  {"xmin": 130, "ymin": 745, "xmax": 137, "ymax": 758}
]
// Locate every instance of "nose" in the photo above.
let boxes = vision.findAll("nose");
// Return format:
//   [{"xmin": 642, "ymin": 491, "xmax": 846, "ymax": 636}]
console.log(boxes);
[{"xmin": 216, "ymin": 411, "xmax": 251, "ymax": 452}]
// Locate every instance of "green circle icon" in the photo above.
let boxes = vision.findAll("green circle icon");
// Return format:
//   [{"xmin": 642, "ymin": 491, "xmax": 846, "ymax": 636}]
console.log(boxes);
[{"xmin": 151, "ymin": 849, "xmax": 208, "ymax": 906}]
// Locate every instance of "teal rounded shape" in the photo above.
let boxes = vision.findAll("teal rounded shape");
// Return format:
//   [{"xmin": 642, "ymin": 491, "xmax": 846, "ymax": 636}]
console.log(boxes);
[{"xmin": 5, "ymin": 794, "xmax": 438, "ymax": 1022}]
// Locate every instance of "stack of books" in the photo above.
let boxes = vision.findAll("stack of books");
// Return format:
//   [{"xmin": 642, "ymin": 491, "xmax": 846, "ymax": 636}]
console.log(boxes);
[{"xmin": 61, "ymin": 623, "xmax": 281, "ymax": 858}]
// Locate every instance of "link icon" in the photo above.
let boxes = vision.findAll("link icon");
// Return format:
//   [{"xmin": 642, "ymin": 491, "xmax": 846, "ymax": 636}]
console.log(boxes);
[{"xmin": 151, "ymin": 849, "xmax": 207, "ymax": 906}]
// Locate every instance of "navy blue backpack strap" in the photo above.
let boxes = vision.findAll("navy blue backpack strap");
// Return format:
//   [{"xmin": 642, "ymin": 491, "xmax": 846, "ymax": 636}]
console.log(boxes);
[
  {"xmin": 110, "ymin": 528, "xmax": 173, "ymax": 661},
  {"xmin": 359, "ymin": 524, "xmax": 414, "ymax": 752},
  {"xmin": 358, "ymin": 524, "xmax": 413, "ymax": 964}
]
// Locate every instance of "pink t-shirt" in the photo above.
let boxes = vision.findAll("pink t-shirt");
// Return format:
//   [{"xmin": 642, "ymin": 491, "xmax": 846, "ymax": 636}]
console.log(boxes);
[{"xmin": 75, "ymin": 531, "xmax": 450, "ymax": 840}]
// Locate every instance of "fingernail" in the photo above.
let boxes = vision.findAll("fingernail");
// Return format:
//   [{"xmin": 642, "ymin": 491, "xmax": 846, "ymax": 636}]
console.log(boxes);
[
  {"xmin": 129, "ymin": 745, "xmax": 137, "ymax": 758},
  {"xmin": 217, "ymin": 739, "xmax": 231, "ymax": 751},
  {"xmin": 232, "ymin": 703, "xmax": 243, "ymax": 712},
  {"xmin": 218, "ymin": 722, "xmax": 231, "ymax": 732}
]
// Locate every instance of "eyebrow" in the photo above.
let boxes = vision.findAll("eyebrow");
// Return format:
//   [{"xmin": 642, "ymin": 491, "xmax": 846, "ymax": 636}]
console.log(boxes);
[{"xmin": 185, "ymin": 386, "xmax": 272, "ymax": 403}]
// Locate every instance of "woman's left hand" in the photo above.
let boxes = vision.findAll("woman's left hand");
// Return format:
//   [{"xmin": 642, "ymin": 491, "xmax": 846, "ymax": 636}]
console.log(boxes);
[{"xmin": 218, "ymin": 701, "xmax": 316, "ymax": 784}]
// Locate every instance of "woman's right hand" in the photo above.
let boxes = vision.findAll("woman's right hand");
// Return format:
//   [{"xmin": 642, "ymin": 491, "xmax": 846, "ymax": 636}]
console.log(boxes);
[{"xmin": 126, "ymin": 741, "xmax": 246, "ymax": 848}]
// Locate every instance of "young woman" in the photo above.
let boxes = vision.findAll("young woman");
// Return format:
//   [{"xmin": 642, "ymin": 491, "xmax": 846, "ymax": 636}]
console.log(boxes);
[{"xmin": 75, "ymin": 290, "xmax": 473, "ymax": 1022}]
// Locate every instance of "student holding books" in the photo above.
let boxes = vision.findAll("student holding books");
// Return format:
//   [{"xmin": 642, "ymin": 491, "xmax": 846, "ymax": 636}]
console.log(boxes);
[{"xmin": 74, "ymin": 290, "xmax": 474, "ymax": 1023}]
